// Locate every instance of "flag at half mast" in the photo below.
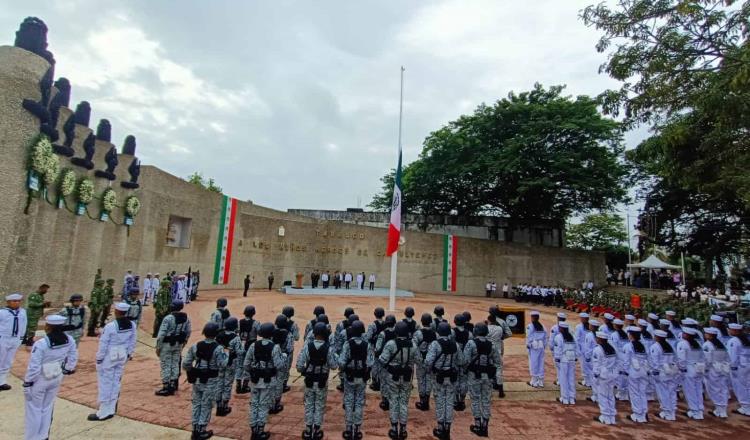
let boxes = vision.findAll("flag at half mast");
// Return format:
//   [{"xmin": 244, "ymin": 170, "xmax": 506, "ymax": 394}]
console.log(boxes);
[{"xmin": 386, "ymin": 150, "xmax": 402, "ymax": 256}]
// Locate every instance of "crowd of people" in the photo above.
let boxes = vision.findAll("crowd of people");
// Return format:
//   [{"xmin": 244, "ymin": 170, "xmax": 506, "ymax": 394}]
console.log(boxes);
[
  {"xmin": 526, "ymin": 310, "xmax": 750, "ymax": 424},
  {"xmin": 309, "ymin": 270, "xmax": 377, "ymax": 291},
  {"xmin": 669, "ymin": 285, "xmax": 750, "ymax": 306}
]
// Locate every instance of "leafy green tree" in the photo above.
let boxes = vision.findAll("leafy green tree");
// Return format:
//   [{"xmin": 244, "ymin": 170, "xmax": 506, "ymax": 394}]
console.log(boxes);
[
  {"xmin": 186, "ymin": 172, "xmax": 222, "ymax": 193},
  {"xmin": 567, "ymin": 213, "xmax": 627, "ymax": 250},
  {"xmin": 370, "ymin": 84, "xmax": 627, "ymax": 236}
]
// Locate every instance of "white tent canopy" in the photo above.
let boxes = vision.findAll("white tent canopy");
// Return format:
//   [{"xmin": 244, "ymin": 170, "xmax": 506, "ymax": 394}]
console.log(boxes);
[{"xmin": 627, "ymin": 254, "xmax": 681, "ymax": 270}]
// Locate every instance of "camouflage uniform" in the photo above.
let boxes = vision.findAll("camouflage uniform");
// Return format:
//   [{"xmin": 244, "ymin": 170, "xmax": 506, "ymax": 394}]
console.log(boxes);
[
  {"xmin": 451, "ymin": 324, "xmax": 472, "ymax": 409},
  {"xmin": 216, "ymin": 329, "xmax": 244, "ymax": 414},
  {"xmin": 124, "ymin": 296, "xmax": 143, "ymax": 328},
  {"xmin": 182, "ymin": 337, "xmax": 228, "ymax": 437},
  {"xmin": 156, "ymin": 312, "xmax": 191, "ymax": 390},
  {"xmin": 296, "ymin": 338, "xmax": 338, "ymax": 438},
  {"xmin": 152, "ymin": 279, "xmax": 172, "ymax": 338},
  {"xmin": 59, "ymin": 304, "xmax": 85, "ymax": 345},
  {"xmin": 99, "ymin": 279, "xmax": 115, "ymax": 327},
  {"xmin": 338, "ymin": 335, "xmax": 374, "ymax": 436},
  {"xmin": 375, "ymin": 327, "xmax": 397, "ymax": 405},
  {"xmin": 379, "ymin": 336, "xmax": 417, "ymax": 437},
  {"xmin": 365, "ymin": 318, "xmax": 385, "ymax": 390},
  {"xmin": 413, "ymin": 326, "xmax": 437, "ymax": 408},
  {"xmin": 425, "ymin": 335, "xmax": 463, "ymax": 435},
  {"xmin": 237, "ymin": 316, "xmax": 261, "ymax": 388},
  {"xmin": 271, "ymin": 323, "xmax": 294, "ymax": 411},
  {"xmin": 243, "ymin": 339, "xmax": 286, "ymax": 436},
  {"xmin": 210, "ymin": 308, "xmax": 229, "ymax": 330},
  {"xmin": 464, "ymin": 334, "xmax": 500, "ymax": 436},
  {"xmin": 24, "ymin": 291, "xmax": 46, "ymax": 343}
]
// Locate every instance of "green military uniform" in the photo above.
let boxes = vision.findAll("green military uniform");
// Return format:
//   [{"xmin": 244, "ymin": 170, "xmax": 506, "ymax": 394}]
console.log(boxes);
[
  {"xmin": 153, "ymin": 279, "xmax": 173, "ymax": 338},
  {"xmin": 100, "ymin": 279, "xmax": 116, "ymax": 327},
  {"xmin": 87, "ymin": 278, "xmax": 105, "ymax": 337},
  {"xmin": 24, "ymin": 291, "xmax": 46, "ymax": 344}
]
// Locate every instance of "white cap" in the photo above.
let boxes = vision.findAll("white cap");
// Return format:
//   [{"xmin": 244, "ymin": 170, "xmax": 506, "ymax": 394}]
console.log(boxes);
[
  {"xmin": 627, "ymin": 326, "xmax": 641, "ymax": 333},
  {"xmin": 579, "ymin": 312, "xmax": 589, "ymax": 318},
  {"xmin": 596, "ymin": 331, "xmax": 609, "ymax": 339},
  {"xmin": 710, "ymin": 315, "xmax": 723, "ymax": 322},
  {"xmin": 154, "ymin": 273, "xmax": 160, "ymax": 276},
  {"xmin": 557, "ymin": 312, "xmax": 567, "ymax": 319},
  {"xmin": 682, "ymin": 318, "xmax": 698, "ymax": 326},
  {"xmin": 589, "ymin": 319, "xmax": 600, "ymax": 326},
  {"xmin": 659, "ymin": 319, "xmax": 670, "ymax": 326},
  {"xmin": 603, "ymin": 313, "xmax": 614, "ymax": 320},
  {"xmin": 613, "ymin": 318, "xmax": 624, "ymax": 325},
  {"xmin": 146, "ymin": 272, "xmax": 152, "ymax": 276},
  {"xmin": 647, "ymin": 313, "xmax": 659, "ymax": 320},
  {"xmin": 114, "ymin": 302, "xmax": 130, "ymax": 312},
  {"xmin": 45, "ymin": 315, "xmax": 66, "ymax": 325},
  {"xmin": 665, "ymin": 310, "xmax": 677, "ymax": 317},
  {"xmin": 704, "ymin": 327, "xmax": 720, "ymax": 335},
  {"xmin": 729, "ymin": 323, "xmax": 743, "ymax": 330},
  {"xmin": 654, "ymin": 330, "xmax": 668, "ymax": 338},
  {"xmin": 558, "ymin": 322, "xmax": 570, "ymax": 329},
  {"xmin": 682, "ymin": 327, "xmax": 698, "ymax": 336},
  {"xmin": 625, "ymin": 314, "xmax": 636, "ymax": 321},
  {"xmin": 530, "ymin": 311, "xmax": 540, "ymax": 317},
  {"xmin": 5, "ymin": 293, "xmax": 23, "ymax": 301},
  {"xmin": 637, "ymin": 319, "xmax": 649, "ymax": 326}
]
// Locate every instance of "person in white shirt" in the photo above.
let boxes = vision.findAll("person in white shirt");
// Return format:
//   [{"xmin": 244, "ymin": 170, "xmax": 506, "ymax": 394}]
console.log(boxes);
[
  {"xmin": 485, "ymin": 282, "xmax": 491, "ymax": 298},
  {"xmin": 553, "ymin": 322, "xmax": 577, "ymax": 405},
  {"xmin": 0, "ymin": 293, "xmax": 27, "ymax": 391},
  {"xmin": 368, "ymin": 273, "xmax": 376, "ymax": 291},
  {"xmin": 676, "ymin": 327, "xmax": 706, "ymax": 420},
  {"xmin": 502, "ymin": 283, "xmax": 509, "ymax": 299},
  {"xmin": 491, "ymin": 281, "xmax": 497, "ymax": 298},
  {"xmin": 525, "ymin": 311, "xmax": 547, "ymax": 388},
  {"xmin": 142, "ymin": 273, "xmax": 153, "ymax": 306},
  {"xmin": 726, "ymin": 323, "xmax": 750, "ymax": 416},
  {"xmin": 355, "ymin": 272, "xmax": 364, "ymax": 290}
]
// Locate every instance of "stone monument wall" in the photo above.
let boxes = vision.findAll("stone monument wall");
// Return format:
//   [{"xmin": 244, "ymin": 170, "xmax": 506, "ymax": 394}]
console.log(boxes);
[{"xmin": 0, "ymin": 44, "xmax": 605, "ymax": 305}]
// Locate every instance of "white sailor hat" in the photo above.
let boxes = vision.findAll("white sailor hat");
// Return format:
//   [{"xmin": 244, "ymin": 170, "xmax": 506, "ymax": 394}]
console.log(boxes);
[
  {"xmin": 704, "ymin": 327, "xmax": 720, "ymax": 335},
  {"xmin": 5, "ymin": 293, "xmax": 23, "ymax": 301},
  {"xmin": 682, "ymin": 318, "xmax": 698, "ymax": 326},
  {"xmin": 558, "ymin": 322, "xmax": 570, "ymax": 329},
  {"xmin": 665, "ymin": 310, "xmax": 677, "ymax": 317},
  {"xmin": 654, "ymin": 330, "xmax": 668, "ymax": 338},
  {"xmin": 595, "ymin": 331, "xmax": 609, "ymax": 339},
  {"xmin": 557, "ymin": 312, "xmax": 567, "ymax": 319},
  {"xmin": 627, "ymin": 326, "xmax": 641, "ymax": 333},
  {"xmin": 114, "ymin": 302, "xmax": 130, "ymax": 312},
  {"xmin": 603, "ymin": 313, "xmax": 614, "ymax": 320},
  {"xmin": 530, "ymin": 311, "xmax": 540, "ymax": 317},
  {"xmin": 647, "ymin": 313, "xmax": 659, "ymax": 320},
  {"xmin": 146, "ymin": 272, "xmax": 152, "ymax": 276},
  {"xmin": 625, "ymin": 314, "xmax": 636, "ymax": 321},
  {"xmin": 589, "ymin": 319, "xmax": 600, "ymax": 326},
  {"xmin": 579, "ymin": 312, "xmax": 589, "ymax": 318},
  {"xmin": 728, "ymin": 323, "xmax": 743, "ymax": 330},
  {"xmin": 682, "ymin": 327, "xmax": 698, "ymax": 336},
  {"xmin": 659, "ymin": 319, "xmax": 670, "ymax": 326},
  {"xmin": 613, "ymin": 318, "xmax": 624, "ymax": 325},
  {"xmin": 637, "ymin": 319, "xmax": 649, "ymax": 326},
  {"xmin": 46, "ymin": 315, "xmax": 66, "ymax": 325},
  {"xmin": 154, "ymin": 273, "xmax": 160, "ymax": 276},
  {"xmin": 710, "ymin": 315, "xmax": 723, "ymax": 322}
]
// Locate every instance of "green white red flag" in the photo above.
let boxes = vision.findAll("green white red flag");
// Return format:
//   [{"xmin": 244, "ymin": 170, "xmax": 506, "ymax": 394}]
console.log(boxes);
[
  {"xmin": 386, "ymin": 150, "xmax": 402, "ymax": 256},
  {"xmin": 213, "ymin": 195, "xmax": 238, "ymax": 285}
]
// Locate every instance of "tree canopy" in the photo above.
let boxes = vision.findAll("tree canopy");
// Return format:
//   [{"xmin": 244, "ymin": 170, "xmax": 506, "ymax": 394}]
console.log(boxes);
[
  {"xmin": 370, "ymin": 84, "xmax": 627, "ymax": 227},
  {"xmin": 186, "ymin": 172, "xmax": 223, "ymax": 193},
  {"xmin": 567, "ymin": 213, "xmax": 628, "ymax": 250}
]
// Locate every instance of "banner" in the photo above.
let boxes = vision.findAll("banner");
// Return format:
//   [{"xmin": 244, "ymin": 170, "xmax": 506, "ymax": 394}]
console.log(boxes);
[
  {"xmin": 442, "ymin": 234, "xmax": 457, "ymax": 291},
  {"xmin": 213, "ymin": 195, "xmax": 237, "ymax": 285},
  {"xmin": 497, "ymin": 306, "xmax": 526, "ymax": 338}
]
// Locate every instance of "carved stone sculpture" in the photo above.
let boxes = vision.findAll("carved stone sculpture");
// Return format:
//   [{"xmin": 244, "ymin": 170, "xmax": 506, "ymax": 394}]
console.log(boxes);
[
  {"xmin": 95, "ymin": 146, "xmax": 119, "ymax": 180},
  {"xmin": 71, "ymin": 132, "xmax": 96, "ymax": 170},
  {"xmin": 121, "ymin": 135, "xmax": 136, "ymax": 155},
  {"xmin": 121, "ymin": 157, "xmax": 141, "ymax": 189},
  {"xmin": 49, "ymin": 77, "xmax": 71, "ymax": 152},
  {"xmin": 14, "ymin": 17, "xmax": 55, "ymax": 65},
  {"xmin": 73, "ymin": 101, "xmax": 91, "ymax": 127},
  {"xmin": 21, "ymin": 66, "xmax": 56, "ymax": 140},
  {"xmin": 53, "ymin": 114, "xmax": 75, "ymax": 156},
  {"xmin": 51, "ymin": 78, "xmax": 71, "ymax": 107},
  {"xmin": 95, "ymin": 119, "xmax": 112, "ymax": 142}
]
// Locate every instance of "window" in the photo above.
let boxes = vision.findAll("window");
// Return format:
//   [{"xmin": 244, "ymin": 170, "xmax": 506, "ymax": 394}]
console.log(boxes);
[{"xmin": 166, "ymin": 215, "xmax": 192, "ymax": 248}]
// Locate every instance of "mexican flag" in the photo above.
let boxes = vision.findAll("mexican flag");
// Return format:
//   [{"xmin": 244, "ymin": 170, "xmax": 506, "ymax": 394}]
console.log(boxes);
[
  {"xmin": 213, "ymin": 195, "xmax": 238, "ymax": 285},
  {"xmin": 442, "ymin": 234, "xmax": 458, "ymax": 292},
  {"xmin": 386, "ymin": 150, "xmax": 402, "ymax": 257}
]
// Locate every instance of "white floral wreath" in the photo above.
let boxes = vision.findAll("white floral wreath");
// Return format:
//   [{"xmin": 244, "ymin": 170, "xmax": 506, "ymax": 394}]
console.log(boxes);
[
  {"xmin": 102, "ymin": 188, "xmax": 117, "ymax": 212},
  {"xmin": 59, "ymin": 169, "xmax": 76, "ymax": 197},
  {"xmin": 77, "ymin": 178, "xmax": 95, "ymax": 204},
  {"xmin": 125, "ymin": 196, "xmax": 141, "ymax": 217}
]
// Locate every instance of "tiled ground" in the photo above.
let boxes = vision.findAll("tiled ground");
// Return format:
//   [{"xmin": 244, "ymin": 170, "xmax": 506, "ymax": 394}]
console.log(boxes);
[{"xmin": 11, "ymin": 289, "xmax": 750, "ymax": 439}]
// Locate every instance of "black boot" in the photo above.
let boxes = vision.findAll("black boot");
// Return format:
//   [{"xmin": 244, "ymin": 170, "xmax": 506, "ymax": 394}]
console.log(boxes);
[
  {"xmin": 470, "ymin": 418, "xmax": 482, "ymax": 436},
  {"xmin": 223, "ymin": 401, "xmax": 232, "ymax": 416},
  {"xmin": 257, "ymin": 424, "xmax": 270, "ymax": 440},
  {"xmin": 354, "ymin": 425, "xmax": 363, "ymax": 440},
  {"xmin": 388, "ymin": 423, "xmax": 399, "ymax": 439},
  {"xmin": 370, "ymin": 379, "xmax": 380, "ymax": 391},
  {"xmin": 380, "ymin": 397, "xmax": 390, "ymax": 411},
  {"xmin": 155, "ymin": 382, "xmax": 174, "ymax": 396},
  {"xmin": 399, "ymin": 423, "xmax": 408, "ymax": 440},
  {"xmin": 236, "ymin": 380, "xmax": 244, "ymax": 394},
  {"xmin": 433, "ymin": 422, "xmax": 444, "ymax": 439},
  {"xmin": 313, "ymin": 425, "xmax": 324, "ymax": 440},
  {"xmin": 242, "ymin": 379, "xmax": 251, "ymax": 393},
  {"xmin": 215, "ymin": 401, "xmax": 226, "ymax": 417},
  {"xmin": 302, "ymin": 425, "xmax": 313, "ymax": 440},
  {"xmin": 283, "ymin": 381, "xmax": 290, "ymax": 393},
  {"xmin": 198, "ymin": 425, "xmax": 213, "ymax": 440},
  {"xmin": 498, "ymin": 384, "xmax": 505, "ymax": 398},
  {"xmin": 191, "ymin": 424, "xmax": 200, "ymax": 440},
  {"xmin": 444, "ymin": 423, "xmax": 451, "ymax": 440},
  {"xmin": 269, "ymin": 399, "xmax": 284, "ymax": 414},
  {"xmin": 453, "ymin": 398, "xmax": 465, "ymax": 411},
  {"xmin": 415, "ymin": 395, "xmax": 429, "ymax": 411},
  {"xmin": 481, "ymin": 419, "xmax": 489, "ymax": 437},
  {"xmin": 172, "ymin": 379, "xmax": 179, "ymax": 391},
  {"xmin": 343, "ymin": 425, "xmax": 353, "ymax": 440}
]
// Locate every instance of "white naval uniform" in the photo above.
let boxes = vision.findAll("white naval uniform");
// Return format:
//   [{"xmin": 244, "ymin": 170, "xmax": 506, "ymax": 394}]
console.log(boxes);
[
  {"xmin": 592, "ymin": 344, "xmax": 618, "ymax": 424},
  {"xmin": 727, "ymin": 335, "xmax": 750, "ymax": 415},
  {"xmin": 94, "ymin": 318, "xmax": 137, "ymax": 418},
  {"xmin": 703, "ymin": 340, "xmax": 731, "ymax": 417},
  {"xmin": 176, "ymin": 279, "xmax": 187, "ymax": 303},
  {"xmin": 582, "ymin": 331, "xmax": 598, "ymax": 399},
  {"xmin": 24, "ymin": 333, "xmax": 78, "ymax": 440},
  {"xmin": 575, "ymin": 323, "xmax": 592, "ymax": 386},
  {"xmin": 608, "ymin": 330, "xmax": 629, "ymax": 400},
  {"xmin": 648, "ymin": 341, "xmax": 678, "ymax": 420},
  {"xmin": 622, "ymin": 342, "xmax": 649, "ymax": 422},
  {"xmin": 525, "ymin": 322, "xmax": 546, "ymax": 387},
  {"xmin": 553, "ymin": 333, "xmax": 577, "ymax": 404},
  {"xmin": 142, "ymin": 278, "xmax": 153, "ymax": 304},
  {"xmin": 0, "ymin": 307, "xmax": 27, "ymax": 386},
  {"xmin": 676, "ymin": 340, "xmax": 706, "ymax": 419}
]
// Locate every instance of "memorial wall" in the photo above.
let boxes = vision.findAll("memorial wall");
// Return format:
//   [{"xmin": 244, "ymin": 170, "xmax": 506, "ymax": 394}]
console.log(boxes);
[{"xmin": 0, "ymin": 36, "xmax": 605, "ymax": 306}]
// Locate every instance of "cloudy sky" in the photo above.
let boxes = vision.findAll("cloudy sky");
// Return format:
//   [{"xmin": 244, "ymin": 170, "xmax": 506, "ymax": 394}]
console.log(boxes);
[{"xmin": 1, "ymin": 0, "xmax": 646, "ymax": 212}]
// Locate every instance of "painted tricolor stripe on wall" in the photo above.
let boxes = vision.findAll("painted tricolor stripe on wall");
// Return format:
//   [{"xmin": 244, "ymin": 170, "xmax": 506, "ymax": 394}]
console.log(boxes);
[
  {"xmin": 442, "ymin": 234, "xmax": 458, "ymax": 292},
  {"xmin": 213, "ymin": 195, "xmax": 238, "ymax": 285}
]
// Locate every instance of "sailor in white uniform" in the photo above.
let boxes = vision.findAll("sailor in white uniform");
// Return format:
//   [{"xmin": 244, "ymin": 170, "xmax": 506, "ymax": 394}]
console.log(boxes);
[
  {"xmin": 727, "ymin": 323, "xmax": 750, "ymax": 417},
  {"xmin": 0, "ymin": 293, "xmax": 27, "ymax": 391},
  {"xmin": 703, "ymin": 327, "xmax": 731, "ymax": 418},
  {"xmin": 23, "ymin": 315, "xmax": 78, "ymax": 440},
  {"xmin": 525, "ymin": 311, "xmax": 547, "ymax": 388},
  {"xmin": 88, "ymin": 302, "xmax": 137, "ymax": 421}
]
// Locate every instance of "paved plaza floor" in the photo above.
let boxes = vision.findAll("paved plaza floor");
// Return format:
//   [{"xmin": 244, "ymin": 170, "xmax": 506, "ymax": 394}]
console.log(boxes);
[{"xmin": 4, "ymin": 289, "xmax": 749, "ymax": 439}]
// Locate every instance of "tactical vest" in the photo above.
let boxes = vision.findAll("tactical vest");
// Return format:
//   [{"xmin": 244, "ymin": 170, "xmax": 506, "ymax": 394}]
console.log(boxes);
[
  {"xmin": 163, "ymin": 312, "xmax": 189, "ymax": 345},
  {"xmin": 403, "ymin": 319, "xmax": 417, "ymax": 338},
  {"xmin": 239, "ymin": 318, "xmax": 257, "ymax": 350},
  {"xmin": 369, "ymin": 320, "xmax": 385, "ymax": 344},
  {"xmin": 250, "ymin": 340, "xmax": 277, "ymax": 384},
  {"xmin": 188, "ymin": 341, "xmax": 219, "ymax": 384},
  {"xmin": 419, "ymin": 328, "xmax": 436, "ymax": 359},
  {"xmin": 433, "ymin": 338, "xmax": 458, "ymax": 384},
  {"xmin": 63, "ymin": 306, "xmax": 85, "ymax": 331},
  {"xmin": 217, "ymin": 308, "xmax": 230, "ymax": 328},
  {"xmin": 216, "ymin": 331, "xmax": 238, "ymax": 364},
  {"xmin": 344, "ymin": 339, "xmax": 370, "ymax": 382},
  {"xmin": 303, "ymin": 341, "xmax": 330, "ymax": 388},
  {"xmin": 468, "ymin": 339, "xmax": 496, "ymax": 379},
  {"xmin": 273, "ymin": 328, "xmax": 289, "ymax": 352},
  {"xmin": 454, "ymin": 327, "xmax": 469, "ymax": 346},
  {"xmin": 376, "ymin": 328, "xmax": 396, "ymax": 357},
  {"xmin": 386, "ymin": 338, "xmax": 413, "ymax": 382}
]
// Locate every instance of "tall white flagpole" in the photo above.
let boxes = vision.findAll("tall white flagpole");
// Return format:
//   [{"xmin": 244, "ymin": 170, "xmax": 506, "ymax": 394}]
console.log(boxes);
[{"xmin": 389, "ymin": 66, "xmax": 405, "ymax": 312}]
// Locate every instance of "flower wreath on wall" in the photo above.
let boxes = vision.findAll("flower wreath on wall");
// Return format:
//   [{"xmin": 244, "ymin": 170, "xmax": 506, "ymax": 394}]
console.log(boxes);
[
  {"xmin": 124, "ymin": 195, "xmax": 140, "ymax": 226},
  {"xmin": 75, "ymin": 177, "xmax": 94, "ymax": 216},
  {"xmin": 57, "ymin": 169, "xmax": 76, "ymax": 208},
  {"xmin": 100, "ymin": 188, "xmax": 117, "ymax": 221}
]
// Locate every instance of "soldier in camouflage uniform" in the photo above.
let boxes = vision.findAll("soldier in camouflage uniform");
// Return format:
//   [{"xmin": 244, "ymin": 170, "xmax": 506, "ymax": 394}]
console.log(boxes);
[
  {"xmin": 124, "ymin": 287, "xmax": 143, "ymax": 328},
  {"xmin": 297, "ymin": 322, "xmax": 338, "ymax": 440},
  {"xmin": 365, "ymin": 307, "xmax": 385, "ymax": 391},
  {"xmin": 464, "ymin": 323, "xmax": 499, "ymax": 437},
  {"xmin": 24, "ymin": 284, "xmax": 50, "ymax": 345},
  {"xmin": 153, "ymin": 278, "xmax": 173, "ymax": 338},
  {"xmin": 182, "ymin": 323, "xmax": 228, "ymax": 440},
  {"xmin": 451, "ymin": 313, "xmax": 472, "ymax": 411},
  {"xmin": 375, "ymin": 314, "xmax": 398, "ymax": 411},
  {"xmin": 86, "ymin": 271, "xmax": 105, "ymax": 337},
  {"xmin": 270, "ymin": 314, "xmax": 293, "ymax": 414},
  {"xmin": 59, "ymin": 294, "xmax": 86, "ymax": 345},
  {"xmin": 237, "ymin": 305, "xmax": 261, "ymax": 394},
  {"xmin": 426, "ymin": 322, "xmax": 464, "ymax": 439},
  {"xmin": 379, "ymin": 321, "xmax": 417, "ymax": 440},
  {"xmin": 215, "ymin": 317, "xmax": 244, "ymax": 416},
  {"xmin": 244, "ymin": 322, "xmax": 286, "ymax": 440},
  {"xmin": 99, "ymin": 278, "xmax": 116, "ymax": 328},
  {"xmin": 413, "ymin": 313, "xmax": 437, "ymax": 411},
  {"xmin": 281, "ymin": 306, "xmax": 299, "ymax": 393},
  {"xmin": 334, "ymin": 308, "xmax": 355, "ymax": 391},
  {"xmin": 155, "ymin": 300, "xmax": 191, "ymax": 396},
  {"xmin": 210, "ymin": 298, "xmax": 230, "ymax": 330},
  {"xmin": 338, "ymin": 320, "xmax": 373, "ymax": 440}
]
